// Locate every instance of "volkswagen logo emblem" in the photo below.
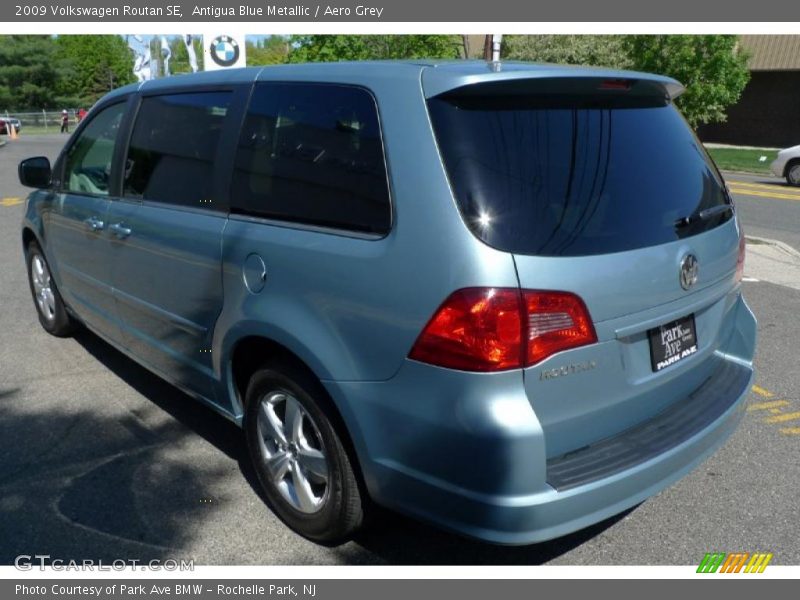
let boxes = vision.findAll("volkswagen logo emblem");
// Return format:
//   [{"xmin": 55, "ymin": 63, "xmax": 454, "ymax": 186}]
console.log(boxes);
[{"xmin": 679, "ymin": 254, "xmax": 699, "ymax": 290}]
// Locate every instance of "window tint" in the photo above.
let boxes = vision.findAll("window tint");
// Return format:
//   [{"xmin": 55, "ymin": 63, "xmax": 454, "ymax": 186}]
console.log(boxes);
[
  {"xmin": 427, "ymin": 93, "xmax": 732, "ymax": 257},
  {"xmin": 231, "ymin": 83, "xmax": 391, "ymax": 234},
  {"xmin": 64, "ymin": 102, "xmax": 126, "ymax": 196},
  {"xmin": 124, "ymin": 92, "xmax": 231, "ymax": 209}
]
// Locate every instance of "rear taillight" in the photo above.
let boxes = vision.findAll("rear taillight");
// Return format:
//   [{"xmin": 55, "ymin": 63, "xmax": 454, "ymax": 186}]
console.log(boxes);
[
  {"xmin": 523, "ymin": 291, "xmax": 597, "ymax": 365},
  {"xmin": 409, "ymin": 288, "xmax": 597, "ymax": 372},
  {"xmin": 735, "ymin": 222, "xmax": 746, "ymax": 283},
  {"xmin": 408, "ymin": 288, "xmax": 523, "ymax": 372}
]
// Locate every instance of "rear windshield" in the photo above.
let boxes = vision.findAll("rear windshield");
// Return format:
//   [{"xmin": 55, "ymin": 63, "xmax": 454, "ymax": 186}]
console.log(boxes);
[{"xmin": 427, "ymin": 92, "xmax": 732, "ymax": 256}]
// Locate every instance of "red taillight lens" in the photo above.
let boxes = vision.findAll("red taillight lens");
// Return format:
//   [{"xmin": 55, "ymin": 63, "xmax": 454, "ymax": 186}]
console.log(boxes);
[
  {"xmin": 409, "ymin": 288, "xmax": 597, "ymax": 372},
  {"xmin": 599, "ymin": 79, "xmax": 631, "ymax": 91},
  {"xmin": 409, "ymin": 288, "xmax": 523, "ymax": 372},
  {"xmin": 523, "ymin": 291, "xmax": 597, "ymax": 366},
  {"xmin": 735, "ymin": 222, "xmax": 746, "ymax": 283}
]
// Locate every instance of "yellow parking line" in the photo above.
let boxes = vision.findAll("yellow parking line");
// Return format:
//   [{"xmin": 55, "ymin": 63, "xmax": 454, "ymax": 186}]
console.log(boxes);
[
  {"xmin": 747, "ymin": 400, "xmax": 789, "ymax": 411},
  {"xmin": 0, "ymin": 197, "xmax": 23, "ymax": 207},
  {"xmin": 726, "ymin": 180, "xmax": 800, "ymax": 193},
  {"xmin": 779, "ymin": 427, "xmax": 800, "ymax": 435},
  {"xmin": 728, "ymin": 187, "xmax": 800, "ymax": 202},
  {"xmin": 764, "ymin": 411, "xmax": 800, "ymax": 424},
  {"xmin": 752, "ymin": 385, "xmax": 775, "ymax": 398}
]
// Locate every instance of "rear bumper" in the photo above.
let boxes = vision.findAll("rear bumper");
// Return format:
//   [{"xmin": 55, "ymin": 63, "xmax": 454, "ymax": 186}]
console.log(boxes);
[{"xmin": 323, "ymin": 294, "xmax": 756, "ymax": 544}]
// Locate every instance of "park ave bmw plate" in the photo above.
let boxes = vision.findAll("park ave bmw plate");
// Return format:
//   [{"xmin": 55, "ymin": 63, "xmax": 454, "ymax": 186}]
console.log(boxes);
[{"xmin": 648, "ymin": 314, "xmax": 698, "ymax": 372}]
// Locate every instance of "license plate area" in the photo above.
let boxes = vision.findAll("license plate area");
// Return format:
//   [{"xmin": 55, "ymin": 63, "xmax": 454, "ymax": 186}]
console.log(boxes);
[{"xmin": 648, "ymin": 314, "xmax": 698, "ymax": 372}]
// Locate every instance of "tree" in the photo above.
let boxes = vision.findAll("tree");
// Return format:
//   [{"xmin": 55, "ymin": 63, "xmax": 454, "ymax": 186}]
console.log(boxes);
[
  {"xmin": 0, "ymin": 36, "xmax": 62, "ymax": 110},
  {"xmin": 247, "ymin": 36, "xmax": 289, "ymax": 66},
  {"xmin": 55, "ymin": 35, "xmax": 135, "ymax": 107},
  {"xmin": 503, "ymin": 35, "xmax": 750, "ymax": 129},
  {"xmin": 288, "ymin": 35, "xmax": 462, "ymax": 63},
  {"xmin": 504, "ymin": 35, "xmax": 632, "ymax": 69},
  {"xmin": 624, "ymin": 35, "xmax": 750, "ymax": 128}
]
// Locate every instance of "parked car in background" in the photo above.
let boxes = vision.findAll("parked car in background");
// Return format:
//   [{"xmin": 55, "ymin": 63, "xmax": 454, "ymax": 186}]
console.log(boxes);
[
  {"xmin": 770, "ymin": 144, "xmax": 800, "ymax": 186},
  {"xmin": 0, "ymin": 116, "xmax": 21, "ymax": 135},
  {"xmin": 18, "ymin": 61, "xmax": 756, "ymax": 545}
]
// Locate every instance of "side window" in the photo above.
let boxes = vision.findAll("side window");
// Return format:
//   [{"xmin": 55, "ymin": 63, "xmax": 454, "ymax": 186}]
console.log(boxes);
[
  {"xmin": 63, "ymin": 102, "xmax": 126, "ymax": 196},
  {"xmin": 231, "ymin": 83, "xmax": 391, "ymax": 234},
  {"xmin": 123, "ymin": 91, "xmax": 232, "ymax": 209}
]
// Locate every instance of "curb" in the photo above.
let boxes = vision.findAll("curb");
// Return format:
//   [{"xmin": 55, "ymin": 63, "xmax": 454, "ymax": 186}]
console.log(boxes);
[{"xmin": 745, "ymin": 236, "xmax": 800, "ymax": 260}]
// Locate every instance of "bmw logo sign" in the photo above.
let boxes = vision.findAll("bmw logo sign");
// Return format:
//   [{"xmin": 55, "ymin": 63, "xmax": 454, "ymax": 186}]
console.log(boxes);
[{"xmin": 209, "ymin": 35, "xmax": 240, "ymax": 68}]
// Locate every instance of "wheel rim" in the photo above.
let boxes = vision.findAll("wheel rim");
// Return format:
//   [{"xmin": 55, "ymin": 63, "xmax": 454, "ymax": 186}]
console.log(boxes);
[
  {"xmin": 256, "ymin": 391, "xmax": 330, "ymax": 514},
  {"xmin": 789, "ymin": 165, "xmax": 800, "ymax": 185},
  {"xmin": 31, "ymin": 254, "xmax": 56, "ymax": 322}
]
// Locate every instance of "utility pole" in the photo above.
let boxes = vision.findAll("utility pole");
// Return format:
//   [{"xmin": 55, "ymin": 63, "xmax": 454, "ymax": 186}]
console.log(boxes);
[{"xmin": 483, "ymin": 34, "xmax": 503, "ymax": 62}]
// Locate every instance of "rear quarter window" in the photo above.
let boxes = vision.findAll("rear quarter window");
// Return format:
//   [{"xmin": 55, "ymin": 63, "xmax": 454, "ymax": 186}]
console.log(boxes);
[{"xmin": 230, "ymin": 82, "xmax": 391, "ymax": 235}]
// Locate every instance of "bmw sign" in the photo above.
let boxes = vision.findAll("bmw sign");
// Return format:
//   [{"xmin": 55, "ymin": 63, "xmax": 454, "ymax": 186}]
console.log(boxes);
[{"xmin": 203, "ymin": 34, "xmax": 246, "ymax": 71}]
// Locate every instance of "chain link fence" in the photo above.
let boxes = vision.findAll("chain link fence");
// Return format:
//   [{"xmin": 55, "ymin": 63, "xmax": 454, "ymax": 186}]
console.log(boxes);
[{"xmin": 2, "ymin": 109, "xmax": 84, "ymax": 133}]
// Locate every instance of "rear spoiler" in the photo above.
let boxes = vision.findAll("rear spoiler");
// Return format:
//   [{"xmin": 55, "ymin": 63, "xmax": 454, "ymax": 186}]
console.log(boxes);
[{"xmin": 422, "ymin": 63, "xmax": 685, "ymax": 101}]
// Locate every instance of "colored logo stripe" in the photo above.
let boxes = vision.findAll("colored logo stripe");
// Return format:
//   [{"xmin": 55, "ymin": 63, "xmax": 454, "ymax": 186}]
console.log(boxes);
[
  {"xmin": 720, "ymin": 553, "xmax": 749, "ymax": 573},
  {"xmin": 697, "ymin": 553, "xmax": 726, "ymax": 573},
  {"xmin": 697, "ymin": 552, "xmax": 773, "ymax": 573},
  {"xmin": 745, "ymin": 553, "xmax": 773, "ymax": 573}
]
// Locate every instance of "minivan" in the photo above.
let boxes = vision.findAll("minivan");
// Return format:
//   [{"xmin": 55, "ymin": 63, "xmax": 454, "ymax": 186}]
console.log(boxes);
[{"xmin": 20, "ymin": 61, "xmax": 756, "ymax": 545}]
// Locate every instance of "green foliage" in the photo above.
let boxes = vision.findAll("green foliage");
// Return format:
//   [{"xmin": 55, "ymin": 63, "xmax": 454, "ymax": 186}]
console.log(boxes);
[
  {"xmin": 287, "ymin": 35, "xmax": 462, "ymax": 63},
  {"xmin": 503, "ymin": 34, "xmax": 750, "ymax": 128},
  {"xmin": 504, "ymin": 35, "xmax": 632, "ymax": 69},
  {"xmin": 247, "ymin": 36, "xmax": 289, "ymax": 66},
  {"xmin": 624, "ymin": 35, "xmax": 750, "ymax": 128},
  {"xmin": 55, "ymin": 35, "xmax": 135, "ymax": 107},
  {"xmin": 0, "ymin": 34, "xmax": 753, "ymax": 127},
  {"xmin": 0, "ymin": 36, "xmax": 62, "ymax": 110}
]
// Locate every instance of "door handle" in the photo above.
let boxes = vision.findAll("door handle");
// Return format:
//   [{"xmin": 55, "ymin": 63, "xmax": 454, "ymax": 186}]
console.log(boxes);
[
  {"xmin": 83, "ymin": 216, "xmax": 104, "ymax": 231},
  {"xmin": 109, "ymin": 222, "xmax": 132, "ymax": 239}
]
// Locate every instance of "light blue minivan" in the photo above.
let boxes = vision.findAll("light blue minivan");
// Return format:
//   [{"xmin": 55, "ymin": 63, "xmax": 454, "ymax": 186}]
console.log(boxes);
[{"xmin": 19, "ymin": 61, "xmax": 756, "ymax": 545}]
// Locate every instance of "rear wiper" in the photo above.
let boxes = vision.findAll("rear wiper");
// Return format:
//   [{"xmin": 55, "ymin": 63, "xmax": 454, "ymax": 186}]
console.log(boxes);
[{"xmin": 674, "ymin": 204, "xmax": 733, "ymax": 228}]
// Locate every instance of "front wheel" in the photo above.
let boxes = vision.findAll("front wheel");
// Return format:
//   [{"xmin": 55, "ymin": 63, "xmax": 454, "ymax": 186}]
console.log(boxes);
[
  {"xmin": 786, "ymin": 162, "xmax": 800, "ymax": 187},
  {"xmin": 25, "ymin": 241, "xmax": 77, "ymax": 337},
  {"xmin": 244, "ymin": 363, "xmax": 363, "ymax": 543}
]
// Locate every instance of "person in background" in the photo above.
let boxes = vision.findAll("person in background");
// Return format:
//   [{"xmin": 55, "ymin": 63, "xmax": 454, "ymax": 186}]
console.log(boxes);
[
  {"xmin": 77, "ymin": 108, "xmax": 87, "ymax": 123},
  {"xmin": 60, "ymin": 109, "xmax": 69, "ymax": 133}
]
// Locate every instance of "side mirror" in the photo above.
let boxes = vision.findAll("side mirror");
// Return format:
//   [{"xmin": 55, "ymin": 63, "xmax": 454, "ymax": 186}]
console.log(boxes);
[{"xmin": 18, "ymin": 156, "xmax": 52, "ymax": 189}]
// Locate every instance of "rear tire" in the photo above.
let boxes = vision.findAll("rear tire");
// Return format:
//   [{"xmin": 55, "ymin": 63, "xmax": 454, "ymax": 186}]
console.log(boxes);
[
  {"xmin": 25, "ymin": 241, "xmax": 77, "ymax": 337},
  {"xmin": 786, "ymin": 161, "xmax": 800, "ymax": 187},
  {"xmin": 244, "ymin": 362, "xmax": 363, "ymax": 543}
]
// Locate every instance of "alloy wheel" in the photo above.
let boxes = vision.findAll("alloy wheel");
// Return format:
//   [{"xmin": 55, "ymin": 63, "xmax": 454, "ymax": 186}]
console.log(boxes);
[
  {"xmin": 788, "ymin": 164, "xmax": 800, "ymax": 186},
  {"xmin": 30, "ymin": 254, "xmax": 56, "ymax": 322},
  {"xmin": 256, "ymin": 391, "xmax": 330, "ymax": 513}
]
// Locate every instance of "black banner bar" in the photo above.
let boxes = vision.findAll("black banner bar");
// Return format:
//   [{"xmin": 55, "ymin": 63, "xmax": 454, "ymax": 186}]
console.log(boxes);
[{"xmin": 3, "ymin": 0, "xmax": 800, "ymax": 22}]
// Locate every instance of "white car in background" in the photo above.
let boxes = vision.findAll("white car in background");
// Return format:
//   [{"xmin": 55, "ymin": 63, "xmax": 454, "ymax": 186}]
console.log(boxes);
[{"xmin": 770, "ymin": 144, "xmax": 800, "ymax": 186}]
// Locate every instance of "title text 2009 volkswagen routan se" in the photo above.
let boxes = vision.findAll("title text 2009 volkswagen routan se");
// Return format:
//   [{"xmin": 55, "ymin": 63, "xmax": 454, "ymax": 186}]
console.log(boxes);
[{"xmin": 20, "ymin": 61, "xmax": 756, "ymax": 544}]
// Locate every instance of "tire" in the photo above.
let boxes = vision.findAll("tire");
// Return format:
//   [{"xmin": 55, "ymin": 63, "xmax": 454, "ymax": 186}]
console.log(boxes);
[
  {"xmin": 25, "ymin": 241, "xmax": 77, "ymax": 337},
  {"xmin": 244, "ymin": 362, "xmax": 363, "ymax": 543},
  {"xmin": 786, "ymin": 161, "xmax": 800, "ymax": 187}
]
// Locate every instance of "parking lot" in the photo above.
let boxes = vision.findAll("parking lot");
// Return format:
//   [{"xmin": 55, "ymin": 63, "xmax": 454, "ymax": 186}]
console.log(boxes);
[{"xmin": 1, "ymin": 134, "xmax": 799, "ymax": 565}]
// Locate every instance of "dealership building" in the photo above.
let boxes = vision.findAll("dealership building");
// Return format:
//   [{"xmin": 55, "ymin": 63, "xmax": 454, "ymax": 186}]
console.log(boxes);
[{"xmin": 699, "ymin": 35, "xmax": 800, "ymax": 148}]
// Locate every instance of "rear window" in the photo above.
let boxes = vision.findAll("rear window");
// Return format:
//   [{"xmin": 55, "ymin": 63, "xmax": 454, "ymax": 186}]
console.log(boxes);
[{"xmin": 427, "ymin": 91, "xmax": 732, "ymax": 256}]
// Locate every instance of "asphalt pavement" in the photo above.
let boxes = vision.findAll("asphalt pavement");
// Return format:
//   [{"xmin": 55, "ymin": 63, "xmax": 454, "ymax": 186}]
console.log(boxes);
[{"xmin": 1, "ymin": 135, "xmax": 798, "ymax": 565}]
